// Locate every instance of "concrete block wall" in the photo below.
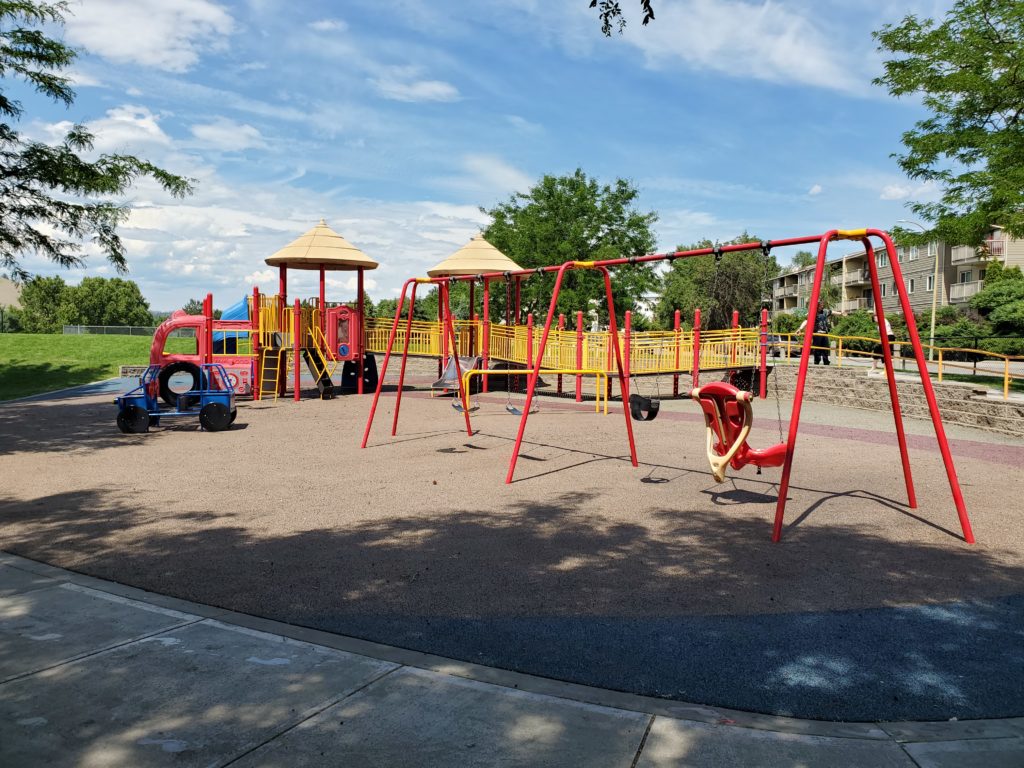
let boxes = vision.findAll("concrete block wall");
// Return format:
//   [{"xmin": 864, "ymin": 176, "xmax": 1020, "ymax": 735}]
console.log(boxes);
[{"xmin": 768, "ymin": 364, "xmax": 1024, "ymax": 436}]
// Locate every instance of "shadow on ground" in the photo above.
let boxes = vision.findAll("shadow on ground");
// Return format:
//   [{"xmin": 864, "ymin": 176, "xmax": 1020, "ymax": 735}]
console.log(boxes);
[{"xmin": 1, "ymin": 486, "xmax": 1021, "ymax": 722}]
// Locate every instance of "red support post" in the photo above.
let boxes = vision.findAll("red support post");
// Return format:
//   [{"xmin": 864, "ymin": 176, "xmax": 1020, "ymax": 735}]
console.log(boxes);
[
  {"xmin": 391, "ymin": 283, "xmax": 418, "ymax": 436},
  {"xmin": 482, "ymin": 278, "xmax": 490, "ymax": 393},
  {"xmin": 438, "ymin": 286, "xmax": 445, "ymax": 377},
  {"xmin": 692, "ymin": 308, "xmax": 702, "ymax": 390},
  {"xmin": 575, "ymin": 311, "xmax": 584, "ymax": 402},
  {"xmin": 557, "ymin": 314, "xmax": 565, "ymax": 394},
  {"xmin": 759, "ymin": 307, "xmax": 769, "ymax": 400},
  {"xmin": 515, "ymin": 277, "xmax": 522, "ymax": 325},
  {"xmin": 319, "ymin": 267, "xmax": 326, "ymax": 333},
  {"xmin": 603, "ymin": 270, "xmax": 638, "ymax": 468},
  {"xmin": 357, "ymin": 268, "xmax": 365, "ymax": 395},
  {"xmin": 526, "ymin": 313, "xmax": 534, "ymax": 369},
  {"xmin": 441, "ymin": 282, "xmax": 473, "ymax": 437},
  {"xmin": 252, "ymin": 286, "xmax": 261, "ymax": 401},
  {"xmin": 362, "ymin": 279, "xmax": 416, "ymax": 448},
  {"xmin": 624, "ymin": 310, "xmax": 632, "ymax": 397},
  {"xmin": 867, "ymin": 228, "xmax": 974, "ymax": 543},
  {"xmin": 673, "ymin": 309, "xmax": 681, "ymax": 397},
  {"xmin": 293, "ymin": 298, "xmax": 301, "ymax": 402},
  {"xmin": 730, "ymin": 309, "xmax": 739, "ymax": 368}
]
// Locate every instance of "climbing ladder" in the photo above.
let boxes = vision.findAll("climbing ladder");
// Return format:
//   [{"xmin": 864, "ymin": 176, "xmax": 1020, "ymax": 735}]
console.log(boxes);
[{"xmin": 258, "ymin": 347, "xmax": 285, "ymax": 400}]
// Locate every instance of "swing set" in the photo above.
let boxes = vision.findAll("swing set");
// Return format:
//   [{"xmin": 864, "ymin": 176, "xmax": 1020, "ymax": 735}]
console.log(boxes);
[{"xmin": 361, "ymin": 228, "xmax": 975, "ymax": 544}]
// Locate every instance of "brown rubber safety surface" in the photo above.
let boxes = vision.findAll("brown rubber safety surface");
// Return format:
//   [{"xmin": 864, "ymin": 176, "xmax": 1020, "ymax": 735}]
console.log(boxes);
[{"xmin": 2, "ymin": 363, "xmax": 1023, "ymax": 721}]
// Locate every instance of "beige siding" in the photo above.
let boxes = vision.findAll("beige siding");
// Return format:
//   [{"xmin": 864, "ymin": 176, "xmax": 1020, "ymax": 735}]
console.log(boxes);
[{"xmin": 0, "ymin": 278, "xmax": 20, "ymax": 308}]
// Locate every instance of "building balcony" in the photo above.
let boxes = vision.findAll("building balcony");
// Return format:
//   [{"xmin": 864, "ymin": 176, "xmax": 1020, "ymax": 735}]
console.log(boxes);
[
  {"xmin": 841, "ymin": 297, "xmax": 872, "ymax": 312},
  {"xmin": 844, "ymin": 269, "xmax": 871, "ymax": 285},
  {"xmin": 782, "ymin": 285, "xmax": 797, "ymax": 297},
  {"xmin": 950, "ymin": 245, "xmax": 985, "ymax": 264},
  {"xmin": 949, "ymin": 280, "xmax": 983, "ymax": 302}
]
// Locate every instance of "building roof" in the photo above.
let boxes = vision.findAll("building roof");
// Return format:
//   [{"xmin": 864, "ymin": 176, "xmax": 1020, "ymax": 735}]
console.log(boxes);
[
  {"xmin": 426, "ymin": 235, "xmax": 522, "ymax": 277},
  {"xmin": 265, "ymin": 219, "xmax": 378, "ymax": 271}
]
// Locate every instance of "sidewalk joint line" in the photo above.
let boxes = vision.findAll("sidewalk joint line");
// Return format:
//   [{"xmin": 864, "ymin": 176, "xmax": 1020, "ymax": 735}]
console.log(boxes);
[{"xmin": 629, "ymin": 715, "xmax": 656, "ymax": 768}]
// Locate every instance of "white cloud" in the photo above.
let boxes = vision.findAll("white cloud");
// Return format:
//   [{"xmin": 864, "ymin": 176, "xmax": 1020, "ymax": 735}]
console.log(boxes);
[
  {"xmin": 434, "ymin": 154, "xmax": 533, "ymax": 200},
  {"xmin": 65, "ymin": 0, "xmax": 234, "ymax": 72},
  {"xmin": 191, "ymin": 118, "xmax": 267, "ymax": 150},
  {"xmin": 808, "ymin": 184, "xmax": 823, "ymax": 195},
  {"xmin": 309, "ymin": 18, "xmax": 347, "ymax": 32},
  {"xmin": 370, "ymin": 66, "xmax": 460, "ymax": 102},
  {"xmin": 506, "ymin": 115, "xmax": 543, "ymax": 133},
  {"xmin": 34, "ymin": 105, "xmax": 172, "ymax": 153}
]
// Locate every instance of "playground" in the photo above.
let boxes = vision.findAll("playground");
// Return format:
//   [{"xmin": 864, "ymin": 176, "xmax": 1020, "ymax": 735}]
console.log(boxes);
[{"xmin": 2, "ymin": 358, "xmax": 1023, "ymax": 723}]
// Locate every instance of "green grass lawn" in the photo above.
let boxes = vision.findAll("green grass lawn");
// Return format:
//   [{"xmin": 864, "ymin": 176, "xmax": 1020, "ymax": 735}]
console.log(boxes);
[{"xmin": 0, "ymin": 334, "xmax": 192, "ymax": 401}]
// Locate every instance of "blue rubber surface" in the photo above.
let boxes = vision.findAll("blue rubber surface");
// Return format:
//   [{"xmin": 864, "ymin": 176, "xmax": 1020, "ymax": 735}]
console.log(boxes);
[{"xmin": 313, "ymin": 595, "xmax": 1024, "ymax": 721}]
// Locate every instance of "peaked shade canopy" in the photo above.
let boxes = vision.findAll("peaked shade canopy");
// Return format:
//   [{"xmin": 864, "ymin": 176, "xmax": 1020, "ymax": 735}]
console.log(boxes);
[
  {"xmin": 427, "ymin": 234, "xmax": 522, "ymax": 277},
  {"xmin": 265, "ymin": 219, "xmax": 378, "ymax": 271}
]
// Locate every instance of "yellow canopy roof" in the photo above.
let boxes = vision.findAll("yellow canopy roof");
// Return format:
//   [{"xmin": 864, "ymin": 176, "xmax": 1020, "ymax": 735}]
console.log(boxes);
[
  {"xmin": 265, "ymin": 219, "xmax": 379, "ymax": 271},
  {"xmin": 426, "ymin": 234, "xmax": 522, "ymax": 277}
]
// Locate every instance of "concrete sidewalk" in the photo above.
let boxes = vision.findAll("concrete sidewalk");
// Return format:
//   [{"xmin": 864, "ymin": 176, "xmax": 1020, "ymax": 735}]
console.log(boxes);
[{"xmin": 2, "ymin": 553, "xmax": 1021, "ymax": 767}]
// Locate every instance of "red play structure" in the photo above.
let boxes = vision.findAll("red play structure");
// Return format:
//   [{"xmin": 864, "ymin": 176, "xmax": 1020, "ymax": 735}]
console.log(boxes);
[{"xmin": 362, "ymin": 228, "xmax": 975, "ymax": 544}]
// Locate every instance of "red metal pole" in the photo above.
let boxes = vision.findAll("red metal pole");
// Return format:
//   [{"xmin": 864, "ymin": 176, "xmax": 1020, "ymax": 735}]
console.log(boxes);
[
  {"xmin": 441, "ymin": 282, "xmax": 473, "ymax": 437},
  {"xmin": 506, "ymin": 264, "xmax": 572, "ymax": 483},
  {"xmin": 482, "ymin": 278, "xmax": 490, "ymax": 393},
  {"xmin": 867, "ymin": 229, "xmax": 973, "ymax": 542},
  {"xmin": 526, "ymin": 313, "xmax": 534, "ymax": 369},
  {"xmin": 557, "ymin": 314, "xmax": 565, "ymax": 394},
  {"xmin": 624, "ymin": 310, "xmax": 632, "ymax": 396},
  {"xmin": 692, "ymin": 308, "xmax": 701, "ymax": 390},
  {"xmin": 279, "ymin": 265, "xmax": 287, "ymax": 306},
  {"xmin": 759, "ymin": 308, "xmax": 769, "ymax": 400},
  {"xmin": 357, "ymin": 268, "xmax": 365, "ymax": 395},
  {"xmin": 293, "ymin": 298, "xmax": 301, "ymax": 402},
  {"xmin": 575, "ymin": 311, "xmax": 584, "ymax": 402},
  {"xmin": 515, "ymin": 277, "xmax": 522, "ymax": 325},
  {"xmin": 391, "ymin": 283, "xmax": 418, "ymax": 436},
  {"xmin": 603, "ymin": 270, "xmax": 638, "ymax": 467},
  {"xmin": 772, "ymin": 234, "xmax": 833, "ymax": 541},
  {"xmin": 438, "ymin": 286, "xmax": 444, "ymax": 377},
  {"xmin": 730, "ymin": 309, "xmax": 739, "ymax": 368},
  {"xmin": 252, "ymin": 286, "xmax": 261, "ymax": 401},
  {"xmin": 673, "ymin": 309, "xmax": 681, "ymax": 398},
  {"xmin": 361, "ymin": 279, "xmax": 415, "ymax": 448},
  {"xmin": 861, "ymin": 235, "xmax": 917, "ymax": 511},
  {"xmin": 319, "ymin": 267, "xmax": 326, "ymax": 332}
]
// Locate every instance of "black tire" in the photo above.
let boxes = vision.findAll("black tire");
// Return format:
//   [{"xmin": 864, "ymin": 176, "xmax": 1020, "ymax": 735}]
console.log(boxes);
[
  {"xmin": 199, "ymin": 402, "xmax": 232, "ymax": 432},
  {"xmin": 228, "ymin": 409, "xmax": 237, "ymax": 424},
  {"xmin": 116, "ymin": 404, "xmax": 150, "ymax": 434},
  {"xmin": 158, "ymin": 361, "xmax": 202, "ymax": 406}
]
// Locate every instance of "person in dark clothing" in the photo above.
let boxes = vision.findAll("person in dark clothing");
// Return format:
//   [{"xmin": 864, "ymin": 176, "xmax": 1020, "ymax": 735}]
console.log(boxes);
[{"xmin": 811, "ymin": 308, "xmax": 831, "ymax": 365}]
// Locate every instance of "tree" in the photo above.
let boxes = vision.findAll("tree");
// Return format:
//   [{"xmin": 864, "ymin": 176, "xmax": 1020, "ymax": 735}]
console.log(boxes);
[
  {"xmin": 60, "ymin": 276, "xmax": 152, "ymax": 326},
  {"xmin": 791, "ymin": 251, "xmax": 815, "ymax": 268},
  {"xmin": 13, "ymin": 273, "xmax": 67, "ymax": 331},
  {"xmin": 482, "ymin": 169, "xmax": 659, "ymax": 325},
  {"xmin": 873, "ymin": 1, "xmax": 1024, "ymax": 246},
  {"xmin": 182, "ymin": 298, "xmax": 204, "ymax": 315},
  {"xmin": 589, "ymin": 1, "xmax": 655, "ymax": 36},
  {"xmin": 0, "ymin": 1, "xmax": 192, "ymax": 280},
  {"xmin": 970, "ymin": 261, "xmax": 1024, "ymax": 345},
  {"xmin": 656, "ymin": 232, "xmax": 779, "ymax": 330}
]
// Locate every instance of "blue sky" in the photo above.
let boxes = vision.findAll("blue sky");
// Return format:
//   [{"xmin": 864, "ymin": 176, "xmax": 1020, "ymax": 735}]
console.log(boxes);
[{"xmin": 16, "ymin": 0, "xmax": 950, "ymax": 310}]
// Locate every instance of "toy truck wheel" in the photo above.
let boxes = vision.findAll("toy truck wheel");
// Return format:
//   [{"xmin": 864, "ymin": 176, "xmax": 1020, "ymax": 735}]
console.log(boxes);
[
  {"xmin": 229, "ymin": 408, "xmax": 237, "ymax": 424},
  {"xmin": 158, "ymin": 362, "xmax": 202, "ymax": 406},
  {"xmin": 116, "ymin": 404, "xmax": 150, "ymax": 434},
  {"xmin": 199, "ymin": 402, "xmax": 232, "ymax": 432}
]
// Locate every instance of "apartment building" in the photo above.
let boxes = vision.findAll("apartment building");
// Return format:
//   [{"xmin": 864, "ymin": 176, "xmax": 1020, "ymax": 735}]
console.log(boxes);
[{"xmin": 770, "ymin": 227, "xmax": 1023, "ymax": 316}]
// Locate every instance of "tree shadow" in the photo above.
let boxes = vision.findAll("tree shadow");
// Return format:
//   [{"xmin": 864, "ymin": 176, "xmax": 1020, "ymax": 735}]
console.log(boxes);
[{"xmin": 1, "ymin": 487, "xmax": 1022, "ymax": 721}]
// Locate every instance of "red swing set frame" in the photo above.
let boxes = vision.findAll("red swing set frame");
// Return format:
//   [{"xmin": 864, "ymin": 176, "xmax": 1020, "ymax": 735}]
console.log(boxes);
[{"xmin": 361, "ymin": 228, "xmax": 975, "ymax": 544}]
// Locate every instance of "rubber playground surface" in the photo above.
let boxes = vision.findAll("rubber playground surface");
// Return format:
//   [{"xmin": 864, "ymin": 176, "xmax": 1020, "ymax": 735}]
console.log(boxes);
[{"xmin": 2, "ymin": 360, "xmax": 1023, "ymax": 723}]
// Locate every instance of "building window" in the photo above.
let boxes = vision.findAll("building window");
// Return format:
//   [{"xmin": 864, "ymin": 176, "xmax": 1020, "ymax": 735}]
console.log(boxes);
[
  {"xmin": 909, "ymin": 246, "xmax": 919, "ymax": 261},
  {"xmin": 979, "ymin": 269, "xmax": 987, "ymax": 281},
  {"xmin": 893, "ymin": 281, "xmax": 899, "ymax": 294},
  {"xmin": 960, "ymin": 271, "xmax": 972, "ymax": 284},
  {"xmin": 897, "ymin": 249, "xmax": 905, "ymax": 263},
  {"xmin": 927, "ymin": 275, "xmax": 934, "ymax": 292},
  {"xmin": 908, "ymin": 278, "xmax": 915, "ymax": 294},
  {"xmin": 881, "ymin": 283, "xmax": 887, "ymax": 297},
  {"xmin": 877, "ymin": 253, "xmax": 888, "ymax": 268}
]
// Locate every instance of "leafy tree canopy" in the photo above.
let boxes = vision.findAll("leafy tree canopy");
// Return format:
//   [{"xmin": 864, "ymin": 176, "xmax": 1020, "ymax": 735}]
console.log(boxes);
[
  {"xmin": 656, "ymin": 232, "xmax": 779, "ymax": 330},
  {"xmin": 0, "ymin": 1, "xmax": 192, "ymax": 280},
  {"xmin": 873, "ymin": 1, "xmax": 1024, "ymax": 246},
  {"xmin": 13, "ymin": 274, "xmax": 152, "ymax": 331},
  {"xmin": 482, "ymin": 169, "xmax": 659, "ymax": 325},
  {"xmin": 589, "ymin": 1, "xmax": 655, "ymax": 36},
  {"xmin": 970, "ymin": 260, "xmax": 1024, "ymax": 334}
]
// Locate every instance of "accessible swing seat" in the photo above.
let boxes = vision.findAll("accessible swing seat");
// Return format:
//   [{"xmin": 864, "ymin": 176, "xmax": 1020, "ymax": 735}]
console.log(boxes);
[{"xmin": 690, "ymin": 381, "xmax": 787, "ymax": 482}]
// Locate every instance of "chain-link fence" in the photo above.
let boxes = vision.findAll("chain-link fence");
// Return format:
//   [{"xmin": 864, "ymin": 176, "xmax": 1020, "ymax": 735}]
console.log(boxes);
[{"xmin": 63, "ymin": 325, "xmax": 158, "ymax": 336}]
